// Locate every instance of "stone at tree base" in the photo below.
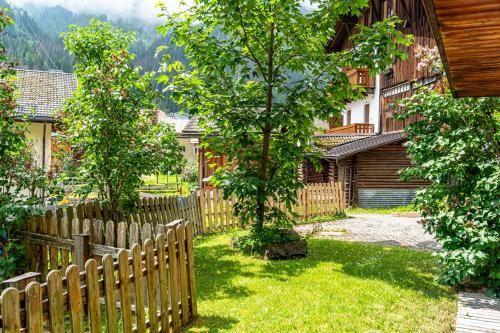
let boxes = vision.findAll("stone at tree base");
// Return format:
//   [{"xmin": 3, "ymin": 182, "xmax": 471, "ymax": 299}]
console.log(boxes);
[{"xmin": 264, "ymin": 238, "xmax": 308, "ymax": 260}]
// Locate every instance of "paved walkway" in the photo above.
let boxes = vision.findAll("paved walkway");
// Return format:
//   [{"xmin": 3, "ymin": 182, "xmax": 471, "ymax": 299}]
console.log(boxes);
[
  {"xmin": 294, "ymin": 213, "xmax": 440, "ymax": 251},
  {"xmin": 457, "ymin": 292, "xmax": 500, "ymax": 333}
]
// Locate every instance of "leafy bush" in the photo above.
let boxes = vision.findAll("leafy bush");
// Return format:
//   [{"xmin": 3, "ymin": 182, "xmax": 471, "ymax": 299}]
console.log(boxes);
[
  {"xmin": 397, "ymin": 89, "xmax": 499, "ymax": 292},
  {"xmin": 0, "ymin": 8, "xmax": 56, "ymax": 280},
  {"xmin": 233, "ymin": 226, "xmax": 301, "ymax": 255}
]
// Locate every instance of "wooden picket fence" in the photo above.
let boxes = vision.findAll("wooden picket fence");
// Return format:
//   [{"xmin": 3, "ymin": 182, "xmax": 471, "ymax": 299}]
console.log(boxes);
[
  {"xmin": 1, "ymin": 220, "xmax": 197, "ymax": 333},
  {"xmin": 26, "ymin": 182, "xmax": 345, "ymax": 242}
]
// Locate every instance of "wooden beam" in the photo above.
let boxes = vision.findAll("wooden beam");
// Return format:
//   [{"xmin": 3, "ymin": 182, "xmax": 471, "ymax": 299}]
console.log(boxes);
[{"xmin": 421, "ymin": 0, "xmax": 457, "ymax": 97}]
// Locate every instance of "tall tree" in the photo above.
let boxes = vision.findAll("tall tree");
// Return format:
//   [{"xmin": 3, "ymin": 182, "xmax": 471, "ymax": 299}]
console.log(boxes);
[
  {"xmin": 159, "ymin": 0, "xmax": 412, "ymax": 245},
  {"xmin": 60, "ymin": 20, "xmax": 184, "ymax": 219}
]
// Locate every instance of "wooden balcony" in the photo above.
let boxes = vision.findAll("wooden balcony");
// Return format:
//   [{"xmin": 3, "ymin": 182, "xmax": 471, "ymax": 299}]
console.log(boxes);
[
  {"xmin": 344, "ymin": 68, "xmax": 375, "ymax": 90},
  {"xmin": 325, "ymin": 123, "xmax": 375, "ymax": 134}
]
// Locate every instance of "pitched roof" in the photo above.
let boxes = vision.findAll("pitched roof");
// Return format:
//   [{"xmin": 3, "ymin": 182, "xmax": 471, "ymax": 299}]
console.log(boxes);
[
  {"xmin": 157, "ymin": 112, "xmax": 190, "ymax": 133},
  {"xmin": 15, "ymin": 69, "xmax": 78, "ymax": 122},
  {"xmin": 314, "ymin": 133, "xmax": 373, "ymax": 151},
  {"xmin": 324, "ymin": 131, "xmax": 406, "ymax": 158}
]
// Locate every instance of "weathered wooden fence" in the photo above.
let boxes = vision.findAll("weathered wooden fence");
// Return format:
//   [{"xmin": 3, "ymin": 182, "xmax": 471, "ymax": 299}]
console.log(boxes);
[
  {"xmin": 1, "ymin": 221, "xmax": 197, "ymax": 333},
  {"xmin": 40, "ymin": 182, "xmax": 345, "ymax": 237}
]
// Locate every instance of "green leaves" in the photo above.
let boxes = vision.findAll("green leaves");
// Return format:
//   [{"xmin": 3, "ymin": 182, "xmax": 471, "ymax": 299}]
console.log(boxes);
[
  {"xmin": 159, "ymin": 0, "xmax": 412, "ymax": 237},
  {"xmin": 59, "ymin": 20, "xmax": 185, "ymax": 218},
  {"xmin": 397, "ymin": 86, "xmax": 500, "ymax": 292}
]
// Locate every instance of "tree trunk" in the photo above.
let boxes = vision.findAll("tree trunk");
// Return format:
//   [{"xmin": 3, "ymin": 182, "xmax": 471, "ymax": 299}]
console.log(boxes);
[{"xmin": 256, "ymin": 9, "xmax": 275, "ymax": 230}]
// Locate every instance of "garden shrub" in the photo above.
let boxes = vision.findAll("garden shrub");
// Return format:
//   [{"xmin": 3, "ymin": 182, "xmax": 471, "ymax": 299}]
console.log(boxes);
[{"xmin": 397, "ymin": 88, "xmax": 499, "ymax": 292}]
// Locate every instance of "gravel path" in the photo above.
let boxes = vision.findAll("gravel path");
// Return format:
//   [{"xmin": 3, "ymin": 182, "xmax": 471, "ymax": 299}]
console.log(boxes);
[{"xmin": 295, "ymin": 213, "xmax": 440, "ymax": 251}]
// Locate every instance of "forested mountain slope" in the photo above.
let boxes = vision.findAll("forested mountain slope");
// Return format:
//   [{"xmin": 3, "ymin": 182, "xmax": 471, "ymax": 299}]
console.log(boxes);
[{"xmin": 0, "ymin": 0, "xmax": 187, "ymax": 112}]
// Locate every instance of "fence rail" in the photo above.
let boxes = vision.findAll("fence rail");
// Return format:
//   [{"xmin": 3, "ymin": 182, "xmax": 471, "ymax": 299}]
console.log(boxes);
[{"xmin": 1, "ymin": 221, "xmax": 197, "ymax": 333}]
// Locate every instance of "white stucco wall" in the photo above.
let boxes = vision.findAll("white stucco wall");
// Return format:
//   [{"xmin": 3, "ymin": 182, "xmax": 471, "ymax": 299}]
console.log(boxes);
[
  {"xmin": 179, "ymin": 137, "xmax": 198, "ymax": 167},
  {"xmin": 23, "ymin": 122, "xmax": 52, "ymax": 171},
  {"xmin": 343, "ymin": 74, "xmax": 381, "ymax": 133}
]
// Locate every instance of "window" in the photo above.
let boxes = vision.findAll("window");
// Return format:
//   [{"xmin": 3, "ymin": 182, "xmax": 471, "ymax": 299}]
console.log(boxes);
[
  {"xmin": 346, "ymin": 110, "xmax": 352, "ymax": 125},
  {"xmin": 364, "ymin": 104, "xmax": 370, "ymax": 124}
]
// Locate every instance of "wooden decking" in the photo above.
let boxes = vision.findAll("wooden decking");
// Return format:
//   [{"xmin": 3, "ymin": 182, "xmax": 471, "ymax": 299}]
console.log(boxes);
[{"xmin": 457, "ymin": 292, "xmax": 500, "ymax": 333}]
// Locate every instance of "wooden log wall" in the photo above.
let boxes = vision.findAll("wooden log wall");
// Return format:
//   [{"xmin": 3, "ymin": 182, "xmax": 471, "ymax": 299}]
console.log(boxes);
[
  {"xmin": 1, "ymin": 222, "xmax": 197, "ymax": 333},
  {"xmin": 355, "ymin": 142, "xmax": 429, "ymax": 189}
]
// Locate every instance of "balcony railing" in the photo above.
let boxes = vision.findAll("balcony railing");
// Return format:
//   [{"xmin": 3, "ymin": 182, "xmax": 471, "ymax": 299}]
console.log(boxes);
[
  {"xmin": 344, "ymin": 68, "xmax": 375, "ymax": 88},
  {"xmin": 325, "ymin": 123, "xmax": 375, "ymax": 134}
]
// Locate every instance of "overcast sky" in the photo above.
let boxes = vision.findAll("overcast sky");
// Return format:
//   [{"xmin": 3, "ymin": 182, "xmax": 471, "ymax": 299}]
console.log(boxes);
[
  {"xmin": 8, "ymin": 0, "xmax": 188, "ymax": 22},
  {"xmin": 9, "ymin": 1, "xmax": 316, "ymax": 22}
]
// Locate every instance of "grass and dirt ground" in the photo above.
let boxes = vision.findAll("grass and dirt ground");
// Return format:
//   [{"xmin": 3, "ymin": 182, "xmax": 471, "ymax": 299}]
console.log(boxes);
[{"xmin": 187, "ymin": 230, "xmax": 457, "ymax": 333}]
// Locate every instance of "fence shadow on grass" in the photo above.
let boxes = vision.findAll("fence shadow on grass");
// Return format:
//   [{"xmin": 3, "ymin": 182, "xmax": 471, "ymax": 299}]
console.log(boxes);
[
  {"xmin": 256, "ymin": 238, "xmax": 454, "ymax": 300},
  {"xmin": 186, "ymin": 315, "xmax": 239, "ymax": 333}
]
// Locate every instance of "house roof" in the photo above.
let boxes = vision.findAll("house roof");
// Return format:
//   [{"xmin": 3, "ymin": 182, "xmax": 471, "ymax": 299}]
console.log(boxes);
[
  {"xmin": 158, "ymin": 112, "xmax": 190, "ymax": 133},
  {"xmin": 422, "ymin": 0, "xmax": 500, "ymax": 97},
  {"xmin": 323, "ymin": 131, "xmax": 406, "ymax": 158},
  {"xmin": 15, "ymin": 69, "xmax": 78, "ymax": 122},
  {"xmin": 314, "ymin": 133, "xmax": 373, "ymax": 151}
]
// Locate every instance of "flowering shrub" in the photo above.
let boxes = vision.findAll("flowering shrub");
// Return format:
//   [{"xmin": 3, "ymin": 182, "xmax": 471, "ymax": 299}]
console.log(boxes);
[{"xmin": 397, "ymin": 89, "xmax": 499, "ymax": 292}]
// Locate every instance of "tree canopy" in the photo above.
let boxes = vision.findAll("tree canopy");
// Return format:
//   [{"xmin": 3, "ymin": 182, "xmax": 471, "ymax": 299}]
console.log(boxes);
[
  {"xmin": 159, "ymin": 0, "xmax": 412, "ymax": 248},
  {"xmin": 60, "ymin": 20, "xmax": 185, "ymax": 218}
]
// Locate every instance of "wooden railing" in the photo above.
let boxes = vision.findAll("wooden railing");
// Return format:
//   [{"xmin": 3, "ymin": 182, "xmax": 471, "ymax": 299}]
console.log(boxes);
[
  {"xmin": 1, "ymin": 220, "xmax": 197, "ymax": 333},
  {"xmin": 326, "ymin": 123, "xmax": 375, "ymax": 134},
  {"xmin": 344, "ymin": 68, "xmax": 374, "ymax": 88}
]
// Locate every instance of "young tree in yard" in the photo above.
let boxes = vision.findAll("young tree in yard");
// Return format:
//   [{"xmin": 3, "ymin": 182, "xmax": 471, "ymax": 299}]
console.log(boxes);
[
  {"xmin": 61, "ymin": 20, "xmax": 185, "ymax": 219},
  {"xmin": 396, "ymin": 49, "xmax": 500, "ymax": 292},
  {"xmin": 158, "ymin": 0, "xmax": 412, "ymax": 250}
]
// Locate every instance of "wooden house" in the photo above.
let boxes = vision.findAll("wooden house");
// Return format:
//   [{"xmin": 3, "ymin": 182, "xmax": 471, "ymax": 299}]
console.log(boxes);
[{"xmin": 303, "ymin": 0, "xmax": 438, "ymax": 207}]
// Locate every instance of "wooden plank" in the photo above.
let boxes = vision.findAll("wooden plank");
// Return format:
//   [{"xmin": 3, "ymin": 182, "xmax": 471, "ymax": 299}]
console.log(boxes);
[
  {"xmin": 212, "ymin": 189, "xmax": 218, "ymax": 230},
  {"xmin": 129, "ymin": 222, "xmax": 139, "ymax": 249},
  {"xmin": 105, "ymin": 221, "xmax": 115, "ymax": 247},
  {"xmin": 176, "ymin": 224, "xmax": 189, "ymax": 324},
  {"xmin": 142, "ymin": 223, "xmax": 152, "ymax": 245},
  {"xmin": 1, "ymin": 288, "xmax": 21, "ymax": 333},
  {"xmin": 85, "ymin": 259, "xmax": 102, "ymax": 333},
  {"xmin": 144, "ymin": 239, "xmax": 159, "ymax": 333},
  {"xmin": 66, "ymin": 265, "xmax": 84, "ymax": 333},
  {"xmin": 117, "ymin": 222, "xmax": 127, "ymax": 249},
  {"xmin": 185, "ymin": 222, "xmax": 197, "ymax": 317},
  {"xmin": 25, "ymin": 282, "xmax": 43, "ymax": 333},
  {"xmin": 117, "ymin": 250, "xmax": 133, "ymax": 333},
  {"xmin": 102, "ymin": 255, "xmax": 118, "ymax": 333},
  {"xmin": 149, "ymin": 198, "xmax": 158, "ymax": 229},
  {"xmin": 47, "ymin": 270, "xmax": 64, "ymax": 333},
  {"xmin": 206, "ymin": 190, "xmax": 213, "ymax": 232},
  {"xmin": 167, "ymin": 229, "xmax": 180, "ymax": 331},
  {"xmin": 94, "ymin": 219, "xmax": 104, "ymax": 245},
  {"xmin": 225, "ymin": 195, "xmax": 231, "ymax": 230},
  {"xmin": 60, "ymin": 217, "xmax": 70, "ymax": 272},
  {"xmin": 155, "ymin": 234, "xmax": 170, "ymax": 333},
  {"xmin": 131, "ymin": 245, "xmax": 147, "ymax": 333},
  {"xmin": 48, "ymin": 216, "xmax": 58, "ymax": 272},
  {"xmin": 218, "ymin": 190, "xmax": 224, "ymax": 230},
  {"xmin": 199, "ymin": 190, "xmax": 206, "ymax": 234}
]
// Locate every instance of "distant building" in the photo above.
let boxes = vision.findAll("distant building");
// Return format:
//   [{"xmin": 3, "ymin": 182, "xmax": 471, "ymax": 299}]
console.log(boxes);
[
  {"xmin": 158, "ymin": 113, "xmax": 199, "ymax": 169},
  {"xmin": 14, "ymin": 69, "xmax": 77, "ymax": 171}
]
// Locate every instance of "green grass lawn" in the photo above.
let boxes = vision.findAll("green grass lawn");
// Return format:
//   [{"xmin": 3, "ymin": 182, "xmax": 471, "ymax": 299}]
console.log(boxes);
[
  {"xmin": 188, "ymin": 232, "xmax": 457, "ymax": 333},
  {"xmin": 347, "ymin": 204, "xmax": 418, "ymax": 215}
]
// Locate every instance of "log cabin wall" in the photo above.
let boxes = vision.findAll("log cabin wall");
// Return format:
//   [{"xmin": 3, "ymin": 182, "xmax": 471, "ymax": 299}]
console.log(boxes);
[
  {"xmin": 302, "ymin": 159, "xmax": 331, "ymax": 183},
  {"xmin": 355, "ymin": 141, "xmax": 428, "ymax": 189}
]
